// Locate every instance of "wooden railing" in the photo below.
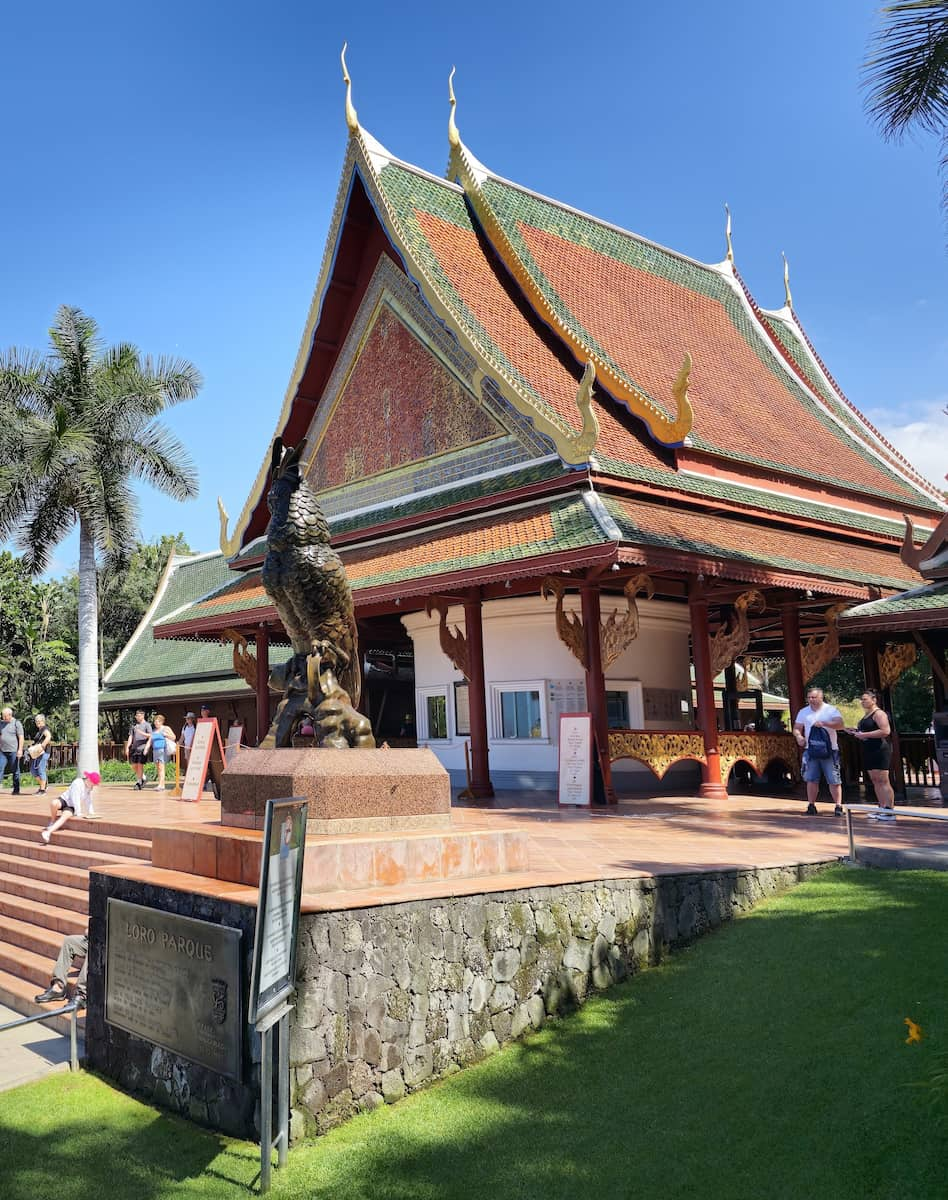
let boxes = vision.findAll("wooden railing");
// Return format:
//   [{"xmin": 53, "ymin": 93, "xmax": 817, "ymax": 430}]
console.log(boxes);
[
  {"xmin": 45, "ymin": 742, "xmax": 126, "ymax": 769},
  {"xmin": 898, "ymin": 734, "xmax": 938, "ymax": 788}
]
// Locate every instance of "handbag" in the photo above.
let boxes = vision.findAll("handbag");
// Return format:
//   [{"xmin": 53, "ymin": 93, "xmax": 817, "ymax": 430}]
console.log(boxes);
[{"xmin": 28, "ymin": 743, "xmax": 46, "ymax": 760}]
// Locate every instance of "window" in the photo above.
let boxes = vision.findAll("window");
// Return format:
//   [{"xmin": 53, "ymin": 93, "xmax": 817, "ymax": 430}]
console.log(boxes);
[
  {"xmin": 491, "ymin": 681, "xmax": 548, "ymax": 740},
  {"xmin": 605, "ymin": 681, "xmax": 644, "ymax": 729},
  {"xmin": 416, "ymin": 687, "xmax": 450, "ymax": 741},
  {"xmin": 427, "ymin": 694, "xmax": 447, "ymax": 739},
  {"xmin": 454, "ymin": 682, "xmax": 471, "ymax": 736}
]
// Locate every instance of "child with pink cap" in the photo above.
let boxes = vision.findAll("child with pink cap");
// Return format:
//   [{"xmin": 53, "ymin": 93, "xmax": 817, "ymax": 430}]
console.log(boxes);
[{"xmin": 41, "ymin": 770, "xmax": 100, "ymax": 844}]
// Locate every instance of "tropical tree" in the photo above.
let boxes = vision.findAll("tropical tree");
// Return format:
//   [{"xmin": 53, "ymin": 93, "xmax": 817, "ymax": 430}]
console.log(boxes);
[
  {"xmin": 0, "ymin": 307, "xmax": 201, "ymax": 773},
  {"xmin": 864, "ymin": 2, "xmax": 948, "ymax": 214}
]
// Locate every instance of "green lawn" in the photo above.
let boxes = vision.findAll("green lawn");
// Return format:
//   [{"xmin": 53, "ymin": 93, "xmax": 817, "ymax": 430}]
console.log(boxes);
[{"xmin": 1, "ymin": 867, "xmax": 946, "ymax": 1199}]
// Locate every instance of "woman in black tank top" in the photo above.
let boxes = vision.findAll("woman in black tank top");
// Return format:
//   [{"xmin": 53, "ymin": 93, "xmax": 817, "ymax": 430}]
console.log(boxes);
[{"xmin": 851, "ymin": 689, "xmax": 895, "ymax": 820}]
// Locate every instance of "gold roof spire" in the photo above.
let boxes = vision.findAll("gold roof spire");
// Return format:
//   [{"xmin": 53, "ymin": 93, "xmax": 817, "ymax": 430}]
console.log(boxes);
[
  {"xmin": 724, "ymin": 203, "xmax": 734, "ymax": 264},
  {"xmin": 782, "ymin": 251, "xmax": 793, "ymax": 309},
  {"xmin": 448, "ymin": 66, "xmax": 460, "ymax": 148},
  {"xmin": 341, "ymin": 42, "xmax": 359, "ymax": 132}
]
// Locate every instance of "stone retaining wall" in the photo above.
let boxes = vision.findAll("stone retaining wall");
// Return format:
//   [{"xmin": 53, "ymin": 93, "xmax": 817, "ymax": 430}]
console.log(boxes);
[{"xmin": 290, "ymin": 861, "xmax": 826, "ymax": 1138}]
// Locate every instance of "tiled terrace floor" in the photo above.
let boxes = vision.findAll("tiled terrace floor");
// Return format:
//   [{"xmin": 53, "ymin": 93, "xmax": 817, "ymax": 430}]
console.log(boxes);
[{"xmin": 6, "ymin": 782, "xmax": 946, "ymax": 914}]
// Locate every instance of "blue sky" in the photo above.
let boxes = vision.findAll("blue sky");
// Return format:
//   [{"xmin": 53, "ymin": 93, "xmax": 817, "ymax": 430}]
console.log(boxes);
[{"xmin": 2, "ymin": 0, "xmax": 945, "ymax": 574}]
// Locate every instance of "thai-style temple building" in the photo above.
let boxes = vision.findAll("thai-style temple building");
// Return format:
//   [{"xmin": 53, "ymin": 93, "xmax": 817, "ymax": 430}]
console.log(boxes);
[{"xmin": 146, "ymin": 66, "xmax": 945, "ymax": 801}]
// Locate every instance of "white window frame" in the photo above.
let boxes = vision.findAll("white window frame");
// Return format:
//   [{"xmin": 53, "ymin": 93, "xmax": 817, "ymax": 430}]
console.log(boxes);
[
  {"xmin": 416, "ymin": 686, "xmax": 452, "ymax": 742},
  {"xmin": 490, "ymin": 679, "xmax": 549, "ymax": 743},
  {"xmin": 604, "ymin": 680, "xmax": 645, "ymax": 729}
]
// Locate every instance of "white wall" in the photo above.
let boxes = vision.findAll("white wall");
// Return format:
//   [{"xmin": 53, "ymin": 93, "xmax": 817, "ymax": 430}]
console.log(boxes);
[{"xmin": 402, "ymin": 593, "xmax": 696, "ymax": 791}]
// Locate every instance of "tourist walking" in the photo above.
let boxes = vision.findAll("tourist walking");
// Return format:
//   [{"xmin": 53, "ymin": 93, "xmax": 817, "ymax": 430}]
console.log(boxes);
[
  {"xmin": 0, "ymin": 706, "xmax": 24, "ymax": 795},
  {"xmin": 125, "ymin": 709, "xmax": 152, "ymax": 790},
  {"xmin": 41, "ymin": 770, "xmax": 100, "ymax": 843},
  {"xmin": 793, "ymin": 686, "xmax": 845, "ymax": 816},
  {"xmin": 34, "ymin": 928, "xmax": 89, "ymax": 1010},
  {"xmin": 27, "ymin": 714, "xmax": 53, "ymax": 793},
  {"xmin": 850, "ymin": 689, "xmax": 896, "ymax": 822},
  {"xmin": 143, "ymin": 714, "xmax": 176, "ymax": 791},
  {"xmin": 181, "ymin": 711, "xmax": 197, "ymax": 766}
]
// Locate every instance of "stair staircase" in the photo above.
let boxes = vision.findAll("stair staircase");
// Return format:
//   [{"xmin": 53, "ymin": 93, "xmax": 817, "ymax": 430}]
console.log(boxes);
[{"xmin": 0, "ymin": 805, "xmax": 153, "ymax": 1036}]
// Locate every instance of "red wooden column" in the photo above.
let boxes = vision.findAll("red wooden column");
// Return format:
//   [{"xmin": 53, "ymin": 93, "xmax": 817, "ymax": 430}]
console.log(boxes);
[
  {"xmin": 463, "ymin": 593, "xmax": 494, "ymax": 799},
  {"xmin": 689, "ymin": 594, "xmax": 729, "ymax": 800},
  {"xmin": 580, "ymin": 580, "xmax": 616, "ymax": 804},
  {"xmin": 255, "ymin": 626, "xmax": 270, "ymax": 746},
  {"xmin": 780, "ymin": 604, "xmax": 806, "ymax": 718}
]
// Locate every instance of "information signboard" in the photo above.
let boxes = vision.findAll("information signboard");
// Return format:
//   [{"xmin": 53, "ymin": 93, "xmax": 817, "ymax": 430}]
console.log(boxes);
[
  {"xmin": 225, "ymin": 724, "xmax": 244, "ymax": 766},
  {"xmin": 557, "ymin": 712, "xmax": 593, "ymax": 807},
  {"xmin": 105, "ymin": 898, "xmax": 242, "ymax": 1080},
  {"xmin": 181, "ymin": 718, "xmax": 225, "ymax": 801},
  {"xmin": 248, "ymin": 797, "xmax": 308, "ymax": 1024}
]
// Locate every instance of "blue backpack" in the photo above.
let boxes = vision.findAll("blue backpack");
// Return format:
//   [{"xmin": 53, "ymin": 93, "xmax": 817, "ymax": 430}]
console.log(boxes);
[{"xmin": 807, "ymin": 726, "xmax": 833, "ymax": 760}]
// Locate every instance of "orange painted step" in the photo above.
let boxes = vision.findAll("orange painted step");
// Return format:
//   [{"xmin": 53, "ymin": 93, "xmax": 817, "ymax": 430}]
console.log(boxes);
[
  {"xmin": 0, "ymin": 892, "xmax": 87, "ymax": 937},
  {"xmin": 0, "ymin": 966, "xmax": 86, "ymax": 1037},
  {"xmin": 0, "ymin": 835, "xmax": 144, "ymax": 873},
  {"xmin": 0, "ymin": 865, "xmax": 88, "ymax": 912},
  {"xmin": 0, "ymin": 804, "xmax": 154, "ymax": 841},
  {"xmin": 0, "ymin": 819, "xmax": 151, "ymax": 861},
  {"xmin": 0, "ymin": 936, "xmax": 60, "ymax": 987}
]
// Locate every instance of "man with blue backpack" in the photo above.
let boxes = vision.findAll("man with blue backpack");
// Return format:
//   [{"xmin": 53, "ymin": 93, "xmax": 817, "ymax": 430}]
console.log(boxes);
[{"xmin": 793, "ymin": 686, "xmax": 845, "ymax": 816}]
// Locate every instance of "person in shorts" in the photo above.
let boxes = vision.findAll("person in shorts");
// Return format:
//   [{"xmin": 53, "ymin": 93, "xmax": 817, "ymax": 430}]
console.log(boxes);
[
  {"xmin": 125, "ymin": 709, "xmax": 152, "ymax": 790},
  {"xmin": 41, "ymin": 770, "xmax": 100, "ymax": 843},
  {"xmin": 28, "ymin": 714, "xmax": 53, "ymax": 794},
  {"xmin": 143, "ymin": 714, "xmax": 176, "ymax": 791},
  {"xmin": 793, "ymin": 686, "xmax": 845, "ymax": 816}
]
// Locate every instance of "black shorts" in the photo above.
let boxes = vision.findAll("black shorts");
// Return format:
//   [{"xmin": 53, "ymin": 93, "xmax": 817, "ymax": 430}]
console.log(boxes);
[
  {"xmin": 129, "ymin": 748, "xmax": 147, "ymax": 764},
  {"xmin": 59, "ymin": 798, "xmax": 76, "ymax": 813}
]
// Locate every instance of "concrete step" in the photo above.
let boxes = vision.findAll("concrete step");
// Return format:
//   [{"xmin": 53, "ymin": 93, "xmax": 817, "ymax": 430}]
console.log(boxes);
[
  {"xmin": 0, "ymin": 891, "xmax": 87, "ymax": 937},
  {"xmin": 0, "ymin": 916, "xmax": 64, "ymax": 961},
  {"xmin": 0, "ymin": 834, "xmax": 144, "ymax": 874},
  {"xmin": 0, "ymin": 803, "xmax": 153, "ymax": 841},
  {"xmin": 0, "ymin": 966, "xmax": 86, "ymax": 1037},
  {"xmin": 0, "ymin": 868, "xmax": 89, "ymax": 915},
  {"xmin": 0, "ymin": 937, "xmax": 60, "ymax": 988},
  {"xmin": 0, "ymin": 852, "xmax": 91, "ymax": 896},
  {"xmin": 0, "ymin": 819, "xmax": 151, "ymax": 861}
]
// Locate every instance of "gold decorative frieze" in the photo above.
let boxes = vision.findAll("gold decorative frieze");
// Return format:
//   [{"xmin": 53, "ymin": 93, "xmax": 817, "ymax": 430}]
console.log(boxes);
[
  {"xmin": 879, "ymin": 641, "xmax": 917, "ymax": 691},
  {"xmin": 718, "ymin": 732, "xmax": 801, "ymax": 784},
  {"xmin": 607, "ymin": 730, "xmax": 707, "ymax": 779}
]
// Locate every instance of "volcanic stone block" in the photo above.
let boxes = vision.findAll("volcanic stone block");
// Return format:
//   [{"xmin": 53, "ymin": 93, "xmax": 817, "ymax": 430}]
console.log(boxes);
[{"xmin": 220, "ymin": 747, "xmax": 451, "ymax": 833}]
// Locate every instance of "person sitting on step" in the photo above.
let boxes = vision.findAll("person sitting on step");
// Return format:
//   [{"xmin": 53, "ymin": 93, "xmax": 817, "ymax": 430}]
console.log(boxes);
[
  {"xmin": 35, "ymin": 928, "xmax": 88, "ymax": 1010},
  {"xmin": 41, "ymin": 770, "xmax": 100, "ymax": 843}
]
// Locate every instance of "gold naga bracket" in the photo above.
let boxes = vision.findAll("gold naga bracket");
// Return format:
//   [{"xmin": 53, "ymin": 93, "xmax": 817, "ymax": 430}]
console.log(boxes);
[
  {"xmin": 542, "ymin": 574, "xmax": 654, "ymax": 671},
  {"xmin": 217, "ymin": 498, "xmax": 241, "ymax": 559},
  {"xmin": 709, "ymin": 590, "xmax": 765, "ymax": 678},
  {"xmin": 878, "ymin": 642, "xmax": 917, "ymax": 691},
  {"xmin": 446, "ymin": 69, "xmax": 693, "ymax": 449},
  {"xmin": 572, "ymin": 360, "xmax": 601, "ymax": 462},
  {"xmin": 426, "ymin": 598, "xmax": 470, "ymax": 679},
  {"xmin": 800, "ymin": 603, "xmax": 848, "ymax": 685}
]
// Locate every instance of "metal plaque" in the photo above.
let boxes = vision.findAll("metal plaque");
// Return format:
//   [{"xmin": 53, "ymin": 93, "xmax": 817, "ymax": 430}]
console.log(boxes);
[{"xmin": 105, "ymin": 898, "xmax": 242, "ymax": 1081}]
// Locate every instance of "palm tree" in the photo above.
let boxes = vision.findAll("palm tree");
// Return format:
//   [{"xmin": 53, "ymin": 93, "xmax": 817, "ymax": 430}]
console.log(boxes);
[
  {"xmin": 864, "ymin": 2, "xmax": 948, "ymax": 212},
  {"xmin": 0, "ymin": 306, "xmax": 200, "ymax": 774}
]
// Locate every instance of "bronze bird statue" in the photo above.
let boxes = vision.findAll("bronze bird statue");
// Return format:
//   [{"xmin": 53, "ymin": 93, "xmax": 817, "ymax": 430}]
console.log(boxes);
[{"xmin": 261, "ymin": 438, "xmax": 373, "ymax": 748}]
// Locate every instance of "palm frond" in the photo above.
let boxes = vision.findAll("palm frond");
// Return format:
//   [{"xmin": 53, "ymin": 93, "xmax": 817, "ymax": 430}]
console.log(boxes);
[
  {"xmin": 118, "ymin": 422, "xmax": 200, "ymax": 501},
  {"xmin": 16, "ymin": 483, "xmax": 78, "ymax": 575},
  {"xmin": 864, "ymin": 1, "xmax": 948, "ymax": 139}
]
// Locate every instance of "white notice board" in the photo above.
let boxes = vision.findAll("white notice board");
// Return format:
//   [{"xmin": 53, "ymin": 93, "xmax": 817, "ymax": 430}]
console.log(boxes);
[
  {"xmin": 182, "ymin": 718, "xmax": 224, "ymax": 801},
  {"xmin": 557, "ymin": 712, "xmax": 592, "ymax": 807},
  {"xmin": 225, "ymin": 724, "xmax": 244, "ymax": 766}
]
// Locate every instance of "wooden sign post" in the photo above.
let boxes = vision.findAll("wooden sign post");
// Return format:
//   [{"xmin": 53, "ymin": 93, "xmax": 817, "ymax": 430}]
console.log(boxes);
[
  {"xmin": 557, "ymin": 712, "xmax": 593, "ymax": 807},
  {"xmin": 181, "ymin": 718, "xmax": 227, "ymax": 802}
]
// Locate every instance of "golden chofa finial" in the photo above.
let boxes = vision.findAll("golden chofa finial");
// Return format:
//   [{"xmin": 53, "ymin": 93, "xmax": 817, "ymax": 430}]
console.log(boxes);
[
  {"xmin": 724, "ymin": 203, "xmax": 734, "ymax": 264},
  {"xmin": 448, "ymin": 65, "xmax": 460, "ymax": 148},
  {"xmin": 782, "ymin": 251, "xmax": 793, "ymax": 309},
  {"xmin": 341, "ymin": 42, "xmax": 359, "ymax": 132}
]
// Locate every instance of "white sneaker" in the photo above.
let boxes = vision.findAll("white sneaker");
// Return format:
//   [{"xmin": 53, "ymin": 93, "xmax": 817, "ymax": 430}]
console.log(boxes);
[
  {"xmin": 155, "ymin": 785, "xmax": 166, "ymax": 792},
  {"xmin": 41, "ymin": 829, "xmax": 51, "ymax": 844}
]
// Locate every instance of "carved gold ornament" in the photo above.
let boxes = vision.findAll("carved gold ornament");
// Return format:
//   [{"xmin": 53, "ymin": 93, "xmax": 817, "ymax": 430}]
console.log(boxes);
[
  {"xmin": 719, "ymin": 732, "xmax": 801, "ymax": 784},
  {"xmin": 572, "ymin": 361, "xmax": 601, "ymax": 462},
  {"xmin": 220, "ymin": 628, "xmax": 278, "ymax": 692},
  {"xmin": 709, "ymin": 590, "xmax": 765, "ymax": 677},
  {"xmin": 878, "ymin": 642, "xmax": 917, "ymax": 691},
  {"xmin": 607, "ymin": 730, "xmax": 707, "ymax": 779},
  {"xmin": 541, "ymin": 577, "xmax": 588, "ymax": 668},
  {"xmin": 341, "ymin": 42, "xmax": 359, "ymax": 132},
  {"xmin": 800, "ymin": 603, "xmax": 847, "ymax": 685},
  {"xmin": 426, "ymin": 598, "xmax": 470, "ymax": 679},
  {"xmin": 600, "ymin": 574, "xmax": 654, "ymax": 670},
  {"xmin": 217, "ymin": 497, "xmax": 241, "ymax": 559}
]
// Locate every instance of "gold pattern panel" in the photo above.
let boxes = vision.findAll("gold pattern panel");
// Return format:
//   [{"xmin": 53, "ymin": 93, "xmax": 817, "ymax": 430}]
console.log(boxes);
[
  {"xmin": 878, "ymin": 642, "xmax": 917, "ymax": 691},
  {"xmin": 718, "ymin": 732, "xmax": 801, "ymax": 784},
  {"xmin": 607, "ymin": 730, "xmax": 707, "ymax": 779}
]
